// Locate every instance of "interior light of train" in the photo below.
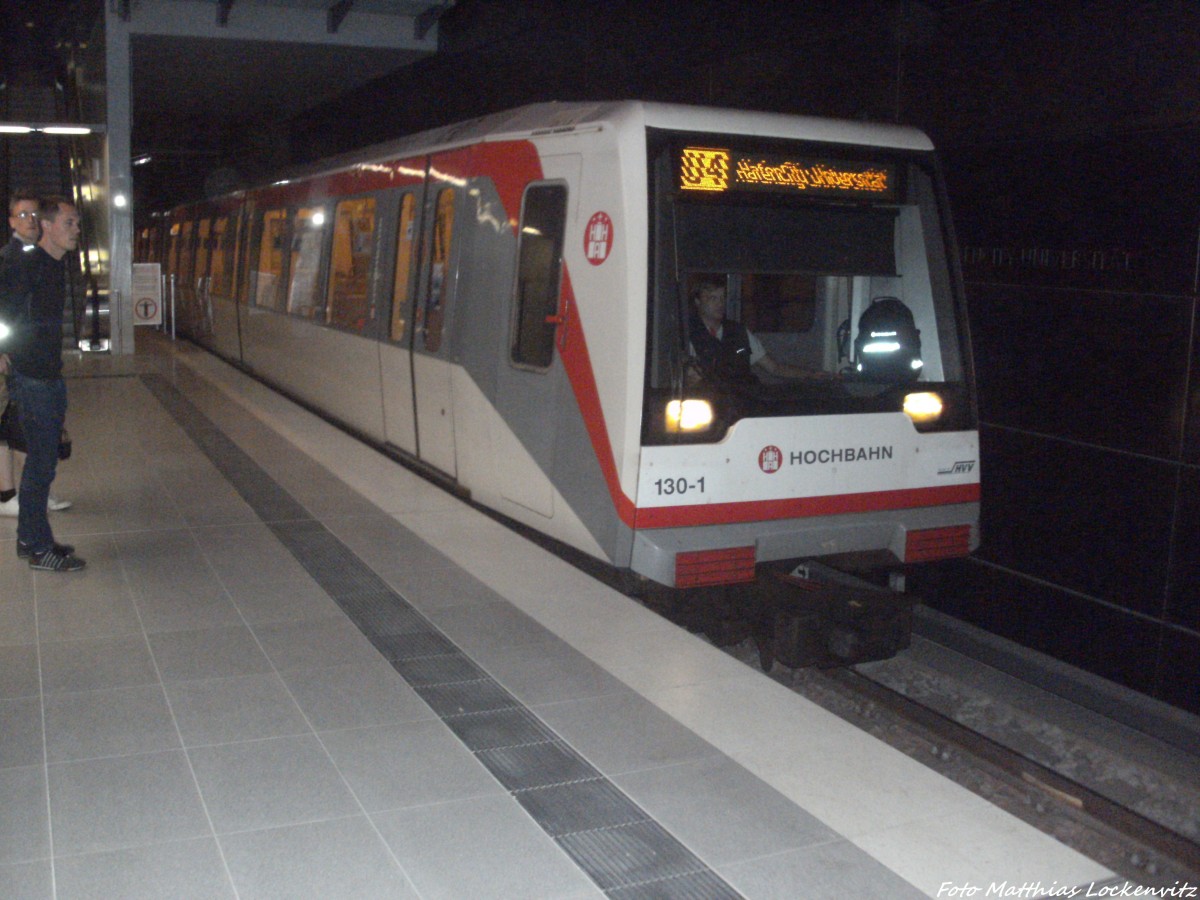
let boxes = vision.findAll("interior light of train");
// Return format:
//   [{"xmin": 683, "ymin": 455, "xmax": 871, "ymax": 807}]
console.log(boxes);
[
  {"xmin": 903, "ymin": 392, "xmax": 943, "ymax": 423},
  {"xmin": 665, "ymin": 398, "xmax": 714, "ymax": 432},
  {"xmin": 356, "ymin": 163, "xmax": 427, "ymax": 180},
  {"xmin": 0, "ymin": 123, "xmax": 101, "ymax": 135},
  {"xmin": 428, "ymin": 168, "xmax": 468, "ymax": 188},
  {"xmin": 679, "ymin": 147, "xmax": 894, "ymax": 199}
]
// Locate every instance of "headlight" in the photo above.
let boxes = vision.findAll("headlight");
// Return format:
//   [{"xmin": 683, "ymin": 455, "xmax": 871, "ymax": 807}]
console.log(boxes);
[
  {"xmin": 0, "ymin": 321, "xmax": 10, "ymax": 341},
  {"xmin": 903, "ymin": 391, "xmax": 943, "ymax": 424},
  {"xmin": 665, "ymin": 398, "xmax": 714, "ymax": 432}
]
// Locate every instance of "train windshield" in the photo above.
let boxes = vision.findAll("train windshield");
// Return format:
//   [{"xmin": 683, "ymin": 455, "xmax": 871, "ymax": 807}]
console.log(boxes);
[{"xmin": 646, "ymin": 134, "xmax": 971, "ymax": 443}]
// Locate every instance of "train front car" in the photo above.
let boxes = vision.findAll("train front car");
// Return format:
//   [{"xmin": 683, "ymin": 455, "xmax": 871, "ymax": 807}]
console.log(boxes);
[{"xmin": 633, "ymin": 109, "xmax": 979, "ymax": 665}]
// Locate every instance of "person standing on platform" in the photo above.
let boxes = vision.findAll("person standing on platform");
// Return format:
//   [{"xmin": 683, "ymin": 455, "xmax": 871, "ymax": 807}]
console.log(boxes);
[
  {"xmin": 0, "ymin": 191, "xmax": 71, "ymax": 518},
  {"xmin": 0, "ymin": 195, "xmax": 84, "ymax": 570}
]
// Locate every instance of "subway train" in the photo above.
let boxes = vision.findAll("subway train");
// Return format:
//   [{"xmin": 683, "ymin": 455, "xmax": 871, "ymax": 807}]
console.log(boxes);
[{"xmin": 140, "ymin": 101, "xmax": 980, "ymax": 666}]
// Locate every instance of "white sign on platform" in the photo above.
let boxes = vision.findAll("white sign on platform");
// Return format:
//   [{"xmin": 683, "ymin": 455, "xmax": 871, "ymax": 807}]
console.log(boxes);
[{"xmin": 132, "ymin": 263, "xmax": 162, "ymax": 326}]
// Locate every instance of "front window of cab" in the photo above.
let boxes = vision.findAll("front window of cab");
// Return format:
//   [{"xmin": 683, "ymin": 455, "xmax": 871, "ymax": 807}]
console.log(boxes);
[{"xmin": 645, "ymin": 134, "xmax": 973, "ymax": 443}]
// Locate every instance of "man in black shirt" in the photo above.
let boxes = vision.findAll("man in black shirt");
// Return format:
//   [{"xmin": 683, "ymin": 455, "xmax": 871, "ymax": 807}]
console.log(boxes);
[
  {"xmin": 687, "ymin": 277, "xmax": 830, "ymax": 383},
  {"xmin": 0, "ymin": 190, "xmax": 73, "ymax": 518},
  {"xmin": 0, "ymin": 196, "xmax": 85, "ymax": 571}
]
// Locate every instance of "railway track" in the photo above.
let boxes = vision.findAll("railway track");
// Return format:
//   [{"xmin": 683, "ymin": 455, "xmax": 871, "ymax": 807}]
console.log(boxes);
[
  {"xmin": 723, "ymin": 640, "xmax": 1200, "ymax": 891},
  {"xmin": 499, "ymin": 493, "xmax": 1200, "ymax": 889}
]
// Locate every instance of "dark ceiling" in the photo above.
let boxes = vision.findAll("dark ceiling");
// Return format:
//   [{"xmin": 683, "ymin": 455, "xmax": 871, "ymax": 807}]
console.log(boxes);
[
  {"xmin": 129, "ymin": 34, "xmax": 426, "ymax": 143},
  {"xmin": 125, "ymin": 0, "xmax": 449, "ymax": 156},
  {"xmin": 4, "ymin": 0, "xmax": 1199, "ymax": 219}
]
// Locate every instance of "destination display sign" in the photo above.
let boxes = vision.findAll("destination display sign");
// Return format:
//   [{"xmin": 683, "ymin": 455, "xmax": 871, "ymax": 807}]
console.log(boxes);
[{"xmin": 679, "ymin": 147, "xmax": 896, "ymax": 200}]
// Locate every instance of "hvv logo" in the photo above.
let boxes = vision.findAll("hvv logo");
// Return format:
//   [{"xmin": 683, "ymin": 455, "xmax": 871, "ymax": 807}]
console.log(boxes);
[{"xmin": 938, "ymin": 460, "xmax": 976, "ymax": 475}]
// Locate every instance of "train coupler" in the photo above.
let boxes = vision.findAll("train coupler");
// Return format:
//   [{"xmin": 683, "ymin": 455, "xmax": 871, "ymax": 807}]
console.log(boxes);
[{"xmin": 754, "ymin": 560, "xmax": 915, "ymax": 671}]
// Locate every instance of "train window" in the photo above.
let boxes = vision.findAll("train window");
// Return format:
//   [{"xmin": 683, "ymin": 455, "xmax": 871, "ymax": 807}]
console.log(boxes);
[
  {"xmin": 236, "ymin": 211, "xmax": 254, "ymax": 306},
  {"xmin": 195, "ymin": 218, "xmax": 213, "ymax": 290},
  {"xmin": 229, "ymin": 215, "xmax": 244, "ymax": 304},
  {"xmin": 149, "ymin": 226, "xmax": 164, "ymax": 263},
  {"xmin": 209, "ymin": 216, "xmax": 238, "ymax": 298},
  {"xmin": 166, "ymin": 221, "xmax": 181, "ymax": 279},
  {"xmin": 675, "ymin": 202, "xmax": 897, "ymax": 275},
  {"xmin": 390, "ymin": 193, "xmax": 417, "ymax": 342},
  {"xmin": 738, "ymin": 275, "xmax": 816, "ymax": 334},
  {"xmin": 327, "ymin": 197, "xmax": 376, "ymax": 332},
  {"xmin": 422, "ymin": 188, "xmax": 455, "ymax": 352},
  {"xmin": 208, "ymin": 217, "xmax": 227, "ymax": 295},
  {"xmin": 252, "ymin": 208, "xmax": 287, "ymax": 310},
  {"xmin": 286, "ymin": 207, "xmax": 327, "ymax": 318},
  {"xmin": 178, "ymin": 219, "xmax": 196, "ymax": 287},
  {"xmin": 510, "ymin": 183, "xmax": 567, "ymax": 369},
  {"xmin": 138, "ymin": 226, "xmax": 161, "ymax": 264}
]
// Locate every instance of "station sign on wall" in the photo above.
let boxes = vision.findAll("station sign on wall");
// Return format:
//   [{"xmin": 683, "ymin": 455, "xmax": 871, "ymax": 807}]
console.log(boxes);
[{"xmin": 132, "ymin": 263, "xmax": 162, "ymax": 326}]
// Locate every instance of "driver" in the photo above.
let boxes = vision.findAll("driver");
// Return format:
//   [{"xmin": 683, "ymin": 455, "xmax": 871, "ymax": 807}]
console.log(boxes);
[{"xmin": 687, "ymin": 277, "xmax": 832, "ymax": 383}]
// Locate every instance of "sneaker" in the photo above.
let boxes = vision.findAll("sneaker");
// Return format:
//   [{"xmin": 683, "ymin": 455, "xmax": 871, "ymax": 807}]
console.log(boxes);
[
  {"xmin": 17, "ymin": 540, "xmax": 75, "ymax": 559},
  {"xmin": 29, "ymin": 547, "xmax": 86, "ymax": 572},
  {"xmin": 0, "ymin": 496, "xmax": 73, "ymax": 515}
]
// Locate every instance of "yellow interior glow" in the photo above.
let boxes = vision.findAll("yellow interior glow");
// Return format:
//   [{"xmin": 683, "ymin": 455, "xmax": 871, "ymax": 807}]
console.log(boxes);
[
  {"xmin": 903, "ymin": 391, "xmax": 944, "ymax": 423},
  {"xmin": 666, "ymin": 399, "xmax": 714, "ymax": 432}
]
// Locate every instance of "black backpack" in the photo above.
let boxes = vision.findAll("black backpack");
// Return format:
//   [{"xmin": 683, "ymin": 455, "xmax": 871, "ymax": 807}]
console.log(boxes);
[{"xmin": 853, "ymin": 296, "xmax": 922, "ymax": 382}]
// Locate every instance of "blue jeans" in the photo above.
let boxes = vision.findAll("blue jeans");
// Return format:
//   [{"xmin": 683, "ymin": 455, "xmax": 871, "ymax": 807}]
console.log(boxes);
[{"xmin": 10, "ymin": 371, "xmax": 67, "ymax": 554}]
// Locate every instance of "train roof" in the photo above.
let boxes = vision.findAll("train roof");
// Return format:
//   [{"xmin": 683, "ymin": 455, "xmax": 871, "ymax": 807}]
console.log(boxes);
[
  {"xmin": 316, "ymin": 100, "xmax": 934, "ymax": 168},
  {"xmin": 176, "ymin": 101, "xmax": 936, "ymax": 209}
]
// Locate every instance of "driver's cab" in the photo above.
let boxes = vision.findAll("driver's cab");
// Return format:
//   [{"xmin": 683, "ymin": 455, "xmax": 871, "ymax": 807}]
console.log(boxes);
[
  {"xmin": 645, "ymin": 135, "xmax": 971, "ymax": 443},
  {"xmin": 678, "ymin": 268, "xmax": 931, "ymax": 393}
]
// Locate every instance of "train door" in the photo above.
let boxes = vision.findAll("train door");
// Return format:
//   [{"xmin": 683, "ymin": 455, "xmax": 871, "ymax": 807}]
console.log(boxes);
[
  {"xmin": 176, "ymin": 219, "xmax": 196, "ymax": 333},
  {"xmin": 208, "ymin": 212, "xmax": 243, "ymax": 359},
  {"xmin": 380, "ymin": 189, "xmax": 421, "ymax": 454},
  {"xmin": 410, "ymin": 163, "xmax": 459, "ymax": 476},
  {"xmin": 494, "ymin": 170, "xmax": 573, "ymax": 518},
  {"xmin": 193, "ymin": 217, "xmax": 213, "ymax": 338}
]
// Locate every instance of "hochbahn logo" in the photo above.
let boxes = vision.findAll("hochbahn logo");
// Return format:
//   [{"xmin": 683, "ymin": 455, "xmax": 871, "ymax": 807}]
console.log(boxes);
[
  {"xmin": 760, "ymin": 444, "xmax": 895, "ymax": 471},
  {"xmin": 786, "ymin": 445, "xmax": 894, "ymax": 466},
  {"xmin": 758, "ymin": 445, "xmax": 783, "ymax": 473}
]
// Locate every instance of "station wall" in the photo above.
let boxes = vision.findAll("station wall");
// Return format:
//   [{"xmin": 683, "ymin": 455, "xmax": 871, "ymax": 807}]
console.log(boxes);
[{"xmin": 914, "ymin": 129, "xmax": 1200, "ymax": 716}]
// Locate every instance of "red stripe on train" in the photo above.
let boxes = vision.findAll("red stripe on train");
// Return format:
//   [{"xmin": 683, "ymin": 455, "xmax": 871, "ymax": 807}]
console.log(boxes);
[
  {"xmin": 633, "ymin": 482, "xmax": 981, "ymax": 529},
  {"xmin": 555, "ymin": 266, "xmax": 639, "ymax": 528}
]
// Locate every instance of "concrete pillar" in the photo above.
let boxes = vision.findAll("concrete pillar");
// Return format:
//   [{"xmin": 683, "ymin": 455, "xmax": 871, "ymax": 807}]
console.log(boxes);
[{"xmin": 105, "ymin": 9, "xmax": 134, "ymax": 355}]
